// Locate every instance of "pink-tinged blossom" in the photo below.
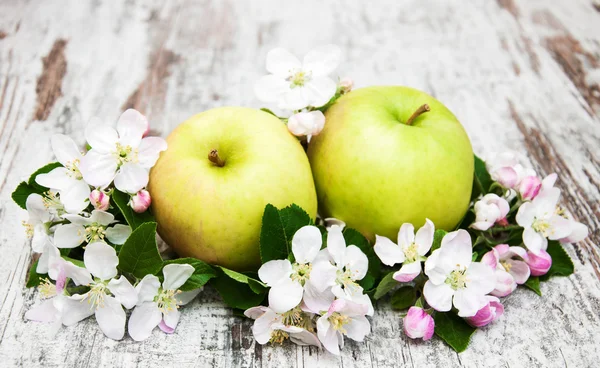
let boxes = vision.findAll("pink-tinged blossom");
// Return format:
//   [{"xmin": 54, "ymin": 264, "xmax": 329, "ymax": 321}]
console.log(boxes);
[
  {"xmin": 526, "ymin": 250, "xmax": 552, "ymax": 276},
  {"xmin": 130, "ymin": 189, "xmax": 152, "ymax": 213},
  {"xmin": 466, "ymin": 296, "xmax": 504, "ymax": 327},
  {"xmin": 481, "ymin": 244, "xmax": 530, "ymax": 297},
  {"xmin": 486, "ymin": 152, "xmax": 536, "ymax": 189},
  {"xmin": 244, "ymin": 306, "xmax": 321, "ymax": 347},
  {"xmin": 316, "ymin": 299, "xmax": 370, "ymax": 355},
  {"xmin": 90, "ymin": 189, "xmax": 110, "ymax": 211},
  {"xmin": 519, "ymin": 176, "xmax": 542, "ymax": 201},
  {"xmin": 423, "ymin": 230, "xmax": 495, "ymax": 317},
  {"xmin": 287, "ymin": 111, "xmax": 325, "ymax": 142},
  {"xmin": 403, "ymin": 307, "xmax": 434, "ymax": 341},
  {"xmin": 374, "ymin": 219, "xmax": 435, "ymax": 283},
  {"xmin": 471, "ymin": 194, "xmax": 510, "ymax": 231}
]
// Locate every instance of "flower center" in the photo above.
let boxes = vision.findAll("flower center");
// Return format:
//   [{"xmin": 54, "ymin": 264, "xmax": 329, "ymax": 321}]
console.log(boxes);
[
  {"xmin": 445, "ymin": 267, "xmax": 469, "ymax": 290},
  {"xmin": 87, "ymin": 281, "xmax": 108, "ymax": 309},
  {"xmin": 114, "ymin": 143, "xmax": 138, "ymax": 166},
  {"xmin": 270, "ymin": 330, "xmax": 289, "ymax": 344},
  {"xmin": 82, "ymin": 224, "xmax": 107, "ymax": 243},
  {"xmin": 42, "ymin": 191, "xmax": 65, "ymax": 215},
  {"xmin": 404, "ymin": 243, "xmax": 419, "ymax": 263},
  {"xmin": 287, "ymin": 70, "xmax": 311, "ymax": 88},
  {"xmin": 555, "ymin": 206, "xmax": 568, "ymax": 219},
  {"xmin": 291, "ymin": 263, "xmax": 312, "ymax": 285},
  {"xmin": 336, "ymin": 267, "xmax": 359, "ymax": 291},
  {"xmin": 22, "ymin": 221, "xmax": 35, "ymax": 238},
  {"xmin": 329, "ymin": 312, "xmax": 350, "ymax": 333},
  {"xmin": 155, "ymin": 288, "xmax": 181, "ymax": 314},
  {"xmin": 500, "ymin": 260, "xmax": 512, "ymax": 272},
  {"xmin": 39, "ymin": 278, "xmax": 57, "ymax": 298},
  {"xmin": 532, "ymin": 218, "xmax": 551, "ymax": 236},
  {"xmin": 65, "ymin": 159, "xmax": 83, "ymax": 180}
]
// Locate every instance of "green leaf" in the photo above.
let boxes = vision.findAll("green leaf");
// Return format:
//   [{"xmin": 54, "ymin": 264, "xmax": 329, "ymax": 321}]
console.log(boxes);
[
  {"xmin": 260, "ymin": 108, "xmax": 278, "ymax": 117},
  {"xmin": 210, "ymin": 267, "xmax": 266, "ymax": 309},
  {"xmin": 471, "ymin": 154, "xmax": 493, "ymax": 200},
  {"xmin": 390, "ymin": 286, "xmax": 417, "ymax": 310},
  {"xmin": 112, "ymin": 190, "xmax": 155, "ymax": 230},
  {"xmin": 434, "ymin": 312, "xmax": 477, "ymax": 353},
  {"xmin": 12, "ymin": 182, "xmax": 34, "ymax": 209},
  {"xmin": 259, "ymin": 204, "xmax": 289, "ymax": 263},
  {"xmin": 540, "ymin": 241, "xmax": 575, "ymax": 281},
  {"xmin": 163, "ymin": 258, "xmax": 217, "ymax": 291},
  {"xmin": 63, "ymin": 256, "xmax": 85, "ymax": 268},
  {"xmin": 373, "ymin": 272, "xmax": 397, "ymax": 299},
  {"xmin": 343, "ymin": 227, "xmax": 380, "ymax": 291},
  {"xmin": 26, "ymin": 260, "xmax": 46, "ymax": 288},
  {"xmin": 279, "ymin": 204, "xmax": 313, "ymax": 240},
  {"xmin": 118, "ymin": 222, "xmax": 163, "ymax": 278},
  {"xmin": 431, "ymin": 229, "xmax": 448, "ymax": 253},
  {"xmin": 523, "ymin": 276, "xmax": 542, "ymax": 296},
  {"xmin": 28, "ymin": 162, "xmax": 62, "ymax": 192}
]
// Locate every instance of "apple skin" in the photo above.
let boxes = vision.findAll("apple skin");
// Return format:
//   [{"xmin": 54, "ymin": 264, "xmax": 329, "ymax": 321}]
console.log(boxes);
[
  {"xmin": 149, "ymin": 107, "xmax": 317, "ymax": 271},
  {"xmin": 307, "ymin": 86, "xmax": 473, "ymax": 241}
]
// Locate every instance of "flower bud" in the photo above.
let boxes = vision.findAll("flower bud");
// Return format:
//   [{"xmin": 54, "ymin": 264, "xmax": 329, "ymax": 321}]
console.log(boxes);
[
  {"xmin": 287, "ymin": 111, "xmax": 326, "ymax": 142},
  {"xmin": 526, "ymin": 249, "xmax": 552, "ymax": 276},
  {"xmin": 339, "ymin": 77, "xmax": 354, "ymax": 94},
  {"xmin": 471, "ymin": 194, "xmax": 510, "ymax": 231},
  {"xmin": 466, "ymin": 296, "xmax": 504, "ymax": 327},
  {"xmin": 403, "ymin": 306, "xmax": 434, "ymax": 341},
  {"xmin": 129, "ymin": 190, "xmax": 151, "ymax": 213},
  {"xmin": 519, "ymin": 176, "xmax": 542, "ymax": 200},
  {"xmin": 89, "ymin": 190, "xmax": 110, "ymax": 211}
]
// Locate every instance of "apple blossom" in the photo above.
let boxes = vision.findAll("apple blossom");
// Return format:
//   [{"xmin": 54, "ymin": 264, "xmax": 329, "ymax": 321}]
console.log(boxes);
[
  {"xmin": 516, "ymin": 186, "xmax": 571, "ymax": 254},
  {"xmin": 471, "ymin": 194, "xmax": 510, "ymax": 231},
  {"xmin": 403, "ymin": 306, "xmax": 434, "ymax": 341},
  {"xmin": 54, "ymin": 210, "xmax": 131, "ymax": 248},
  {"xmin": 526, "ymin": 249, "xmax": 552, "ymax": 276},
  {"xmin": 481, "ymin": 244, "xmax": 530, "ymax": 297},
  {"xmin": 486, "ymin": 152, "xmax": 536, "ymax": 189},
  {"xmin": 35, "ymin": 134, "xmax": 90, "ymax": 214},
  {"xmin": 374, "ymin": 219, "xmax": 434, "ymax": 282},
  {"xmin": 22, "ymin": 194, "xmax": 55, "ymax": 253},
  {"xmin": 423, "ymin": 230, "xmax": 495, "ymax": 317},
  {"xmin": 128, "ymin": 264, "xmax": 202, "ymax": 341},
  {"xmin": 519, "ymin": 176, "xmax": 542, "ymax": 201},
  {"xmin": 465, "ymin": 296, "xmax": 504, "ymax": 327},
  {"xmin": 316, "ymin": 299, "xmax": 370, "ymax": 355},
  {"xmin": 90, "ymin": 189, "xmax": 110, "ymax": 211},
  {"xmin": 244, "ymin": 306, "xmax": 321, "ymax": 347},
  {"xmin": 129, "ymin": 189, "xmax": 152, "ymax": 213},
  {"xmin": 79, "ymin": 109, "xmax": 167, "ymax": 193},
  {"xmin": 254, "ymin": 45, "xmax": 341, "ymax": 110},
  {"xmin": 258, "ymin": 225, "xmax": 336, "ymax": 313},
  {"xmin": 60, "ymin": 242, "xmax": 137, "ymax": 340},
  {"xmin": 25, "ymin": 265, "xmax": 68, "ymax": 336},
  {"xmin": 338, "ymin": 77, "xmax": 353, "ymax": 94},
  {"xmin": 287, "ymin": 111, "xmax": 325, "ymax": 142}
]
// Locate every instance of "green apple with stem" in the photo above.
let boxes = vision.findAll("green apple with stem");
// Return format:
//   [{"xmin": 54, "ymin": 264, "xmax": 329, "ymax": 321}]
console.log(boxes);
[
  {"xmin": 307, "ymin": 86, "xmax": 473, "ymax": 241},
  {"xmin": 149, "ymin": 107, "xmax": 317, "ymax": 271}
]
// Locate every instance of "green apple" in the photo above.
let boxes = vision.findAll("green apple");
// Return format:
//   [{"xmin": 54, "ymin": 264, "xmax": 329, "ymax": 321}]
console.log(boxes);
[
  {"xmin": 307, "ymin": 86, "xmax": 473, "ymax": 241},
  {"xmin": 149, "ymin": 107, "xmax": 317, "ymax": 271}
]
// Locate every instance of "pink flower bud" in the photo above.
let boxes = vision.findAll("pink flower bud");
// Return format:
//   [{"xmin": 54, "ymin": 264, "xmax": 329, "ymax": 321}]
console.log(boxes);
[
  {"xmin": 519, "ymin": 176, "xmax": 542, "ymax": 200},
  {"xmin": 466, "ymin": 296, "xmax": 504, "ymax": 327},
  {"xmin": 287, "ymin": 111, "xmax": 325, "ymax": 142},
  {"xmin": 526, "ymin": 249, "xmax": 552, "ymax": 276},
  {"xmin": 493, "ymin": 167, "xmax": 519, "ymax": 188},
  {"xmin": 403, "ymin": 306, "xmax": 434, "ymax": 341},
  {"xmin": 339, "ymin": 77, "xmax": 354, "ymax": 93},
  {"xmin": 129, "ymin": 190, "xmax": 151, "ymax": 213},
  {"xmin": 89, "ymin": 190, "xmax": 110, "ymax": 211}
]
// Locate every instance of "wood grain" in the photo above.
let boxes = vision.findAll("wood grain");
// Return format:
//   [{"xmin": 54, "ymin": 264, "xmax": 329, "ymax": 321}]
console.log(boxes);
[{"xmin": 1, "ymin": 0, "xmax": 599, "ymax": 367}]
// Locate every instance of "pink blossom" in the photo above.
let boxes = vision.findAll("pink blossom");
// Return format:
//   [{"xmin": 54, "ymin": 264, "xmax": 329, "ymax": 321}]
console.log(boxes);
[
  {"xmin": 526, "ymin": 250, "xmax": 552, "ymax": 276},
  {"xmin": 466, "ymin": 296, "xmax": 504, "ymax": 327},
  {"xmin": 129, "ymin": 190, "xmax": 151, "ymax": 213},
  {"xmin": 89, "ymin": 189, "xmax": 110, "ymax": 211},
  {"xmin": 403, "ymin": 306, "xmax": 434, "ymax": 340},
  {"xmin": 471, "ymin": 194, "xmax": 510, "ymax": 231},
  {"xmin": 519, "ymin": 176, "xmax": 542, "ymax": 200},
  {"xmin": 481, "ymin": 244, "xmax": 530, "ymax": 297}
]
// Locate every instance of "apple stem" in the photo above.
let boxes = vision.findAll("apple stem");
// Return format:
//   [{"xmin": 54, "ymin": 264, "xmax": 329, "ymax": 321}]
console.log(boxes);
[
  {"xmin": 208, "ymin": 149, "xmax": 225, "ymax": 167},
  {"xmin": 405, "ymin": 104, "xmax": 430, "ymax": 126}
]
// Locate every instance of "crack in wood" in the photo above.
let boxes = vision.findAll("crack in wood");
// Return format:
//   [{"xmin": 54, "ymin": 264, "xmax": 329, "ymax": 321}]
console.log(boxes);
[
  {"xmin": 33, "ymin": 39, "xmax": 67, "ymax": 121},
  {"xmin": 0, "ymin": 30, "xmax": 7, "ymax": 39},
  {"xmin": 497, "ymin": 0, "xmax": 520, "ymax": 18}
]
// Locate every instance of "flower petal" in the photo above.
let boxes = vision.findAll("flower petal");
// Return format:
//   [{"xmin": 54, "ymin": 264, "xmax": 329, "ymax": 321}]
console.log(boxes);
[
  {"xmin": 89, "ymin": 210, "xmax": 115, "ymax": 225},
  {"xmin": 85, "ymin": 120, "xmax": 118, "ymax": 154},
  {"xmin": 163, "ymin": 309, "xmax": 181, "ymax": 330},
  {"xmin": 35, "ymin": 167, "xmax": 73, "ymax": 191},
  {"xmin": 60, "ymin": 180, "xmax": 91, "ymax": 214},
  {"xmin": 25, "ymin": 299, "xmax": 60, "ymax": 322},
  {"xmin": 490, "ymin": 269, "xmax": 516, "ymax": 297},
  {"xmin": 374, "ymin": 235, "xmax": 405, "ymax": 266},
  {"xmin": 162, "ymin": 263, "xmax": 195, "ymax": 290},
  {"xmin": 547, "ymin": 215, "xmax": 572, "ymax": 240},
  {"xmin": 415, "ymin": 219, "xmax": 435, "ymax": 255},
  {"xmin": 83, "ymin": 241, "xmax": 119, "ymax": 280},
  {"xmin": 26, "ymin": 194, "xmax": 51, "ymax": 223},
  {"xmin": 53, "ymin": 223, "xmax": 85, "ymax": 248},
  {"xmin": 135, "ymin": 275, "xmax": 161, "ymax": 304},
  {"xmin": 244, "ymin": 306, "xmax": 268, "ymax": 320},
  {"xmin": 303, "ymin": 45, "xmax": 342, "ymax": 77},
  {"xmin": 440, "ymin": 230, "xmax": 472, "ymax": 267},
  {"xmin": 279, "ymin": 87, "xmax": 309, "ymax": 110},
  {"xmin": 137, "ymin": 137, "xmax": 168, "ymax": 169},
  {"xmin": 326, "ymin": 225, "xmax": 347, "ymax": 268},
  {"xmin": 453, "ymin": 288, "xmax": 488, "ymax": 318},
  {"xmin": 465, "ymin": 262, "xmax": 496, "ymax": 295},
  {"xmin": 176, "ymin": 289, "xmax": 201, "ymax": 305},
  {"xmin": 516, "ymin": 202, "xmax": 536, "ymax": 228},
  {"xmin": 304, "ymin": 77, "xmax": 337, "ymax": 107},
  {"xmin": 266, "ymin": 48, "xmax": 301, "ymax": 77},
  {"xmin": 345, "ymin": 316, "xmax": 370, "ymax": 342},
  {"xmin": 61, "ymin": 295, "xmax": 95, "ymax": 326},
  {"xmin": 128, "ymin": 302, "xmax": 162, "ymax": 341},
  {"xmin": 254, "ymin": 75, "xmax": 289, "ymax": 103},
  {"xmin": 105, "ymin": 224, "xmax": 132, "ymax": 245},
  {"xmin": 303, "ymin": 283, "xmax": 335, "ymax": 314},
  {"xmin": 107, "ymin": 276, "xmax": 138, "ymax": 309},
  {"xmin": 523, "ymin": 227, "xmax": 546, "ymax": 254},
  {"xmin": 291, "ymin": 225, "xmax": 322, "ymax": 264},
  {"xmin": 63, "ymin": 261, "xmax": 94, "ymax": 286},
  {"xmin": 344, "ymin": 245, "xmax": 368, "ymax": 280},
  {"xmin": 258, "ymin": 259, "xmax": 293, "ymax": 286},
  {"xmin": 317, "ymin": 315, "xmax": 340, "ymax": 355},
  {"xmin": 268, "ymin": 278, "xmax": 303, "ymax": 313},
  {"xmin": 252, "ymin": 308, "xmax": 278, "ymax": 344},
  {"xmin": 114, "ymin": 163, "xmax": 149, "ymax": 194},
  {"xmin": 397, "ymin": 223, "xmax": 415, "ymax": 248},
  {"xmin": 309, "ymin": 261, "xmax": 337, "ymax": 292},
  {"xmin": 158, "ymin": 319, "xmax": 176, "ymax": 334},
  {"xmin": 117, "ymin": 109, "xmax": 147, "ymax": 148},
  {"xmin": 95, "ymin": 296, "xmax": 126, "ymax": 340},
  {"xmin": 423, "ymin": 281, "xmax": 454, "ymax": 312},
  {"xmin": 51, "ymin": 134, "xmax": 83, "ymax": 165},
  {"xmin": 79, "ymin": 149, "xmax": 118, "ymax": 187},
  {"xmin": 289, "ymin": 330, "xmax": 322, "ymax": 347},
  {"xmin": 393, "ymin": 261, "xmax": 421, "ymax": 283},
  {"xmin": 507, "ymin": 260, "xmax": 530, "ymax": 284}
]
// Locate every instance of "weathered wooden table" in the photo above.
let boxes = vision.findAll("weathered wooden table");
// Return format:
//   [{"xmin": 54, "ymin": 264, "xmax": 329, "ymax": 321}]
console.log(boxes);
[{"xmin": 1, "ymin": 0, "xmax": 599, "ymax": 367}]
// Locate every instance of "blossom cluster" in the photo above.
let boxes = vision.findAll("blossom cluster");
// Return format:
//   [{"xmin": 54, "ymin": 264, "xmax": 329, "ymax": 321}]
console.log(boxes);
[
  {"xmin": 20, "ymin": 110, "xmax": 203, "ymax": 340},
  {"xmin": 245, "ymin": 225, "xmax": 373, "ymax": 355},
  {"xmin": 254, "ymin": 45, "xmax": 353, "ymax": 142}
]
